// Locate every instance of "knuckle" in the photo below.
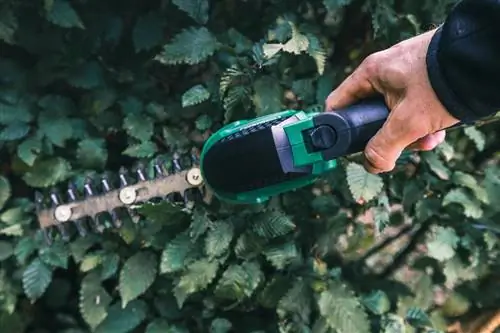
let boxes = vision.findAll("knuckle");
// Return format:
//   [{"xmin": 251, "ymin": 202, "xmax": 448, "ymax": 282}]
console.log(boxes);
[{"xmin": 361, "ymin": 53, "xmax": 381, "ymax": 77}]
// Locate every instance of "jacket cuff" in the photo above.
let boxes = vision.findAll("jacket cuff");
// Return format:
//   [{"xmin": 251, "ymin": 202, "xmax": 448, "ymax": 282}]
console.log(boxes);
[{"xmin": 425, "ymin": 27, "xmax": 479, "ymax": 122}]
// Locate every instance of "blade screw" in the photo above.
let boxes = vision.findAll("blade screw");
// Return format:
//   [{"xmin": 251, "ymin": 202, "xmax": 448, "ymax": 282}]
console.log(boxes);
[
  {"xmin": 119, "ymin": 187, "xmax": 137, "ymax": 204},
  {"xmin": 186, "ymin": 168, "xmax": 203, "ymax": 186},
  {"xmin": 54, "ymin": 206, "xmax": 72, "ymax": 222}
]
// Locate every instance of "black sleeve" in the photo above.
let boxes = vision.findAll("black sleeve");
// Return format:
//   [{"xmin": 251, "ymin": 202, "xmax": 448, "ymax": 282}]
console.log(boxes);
[{"xmin": 426, "ymin": 0, "xmax": 500, "ymax": 122}]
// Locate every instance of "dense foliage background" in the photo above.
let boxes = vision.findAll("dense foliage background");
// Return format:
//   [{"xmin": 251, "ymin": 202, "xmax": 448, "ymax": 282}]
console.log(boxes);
[{"xmin": 1, "ymin": 0, "xmax": 500, "ymax": 332}]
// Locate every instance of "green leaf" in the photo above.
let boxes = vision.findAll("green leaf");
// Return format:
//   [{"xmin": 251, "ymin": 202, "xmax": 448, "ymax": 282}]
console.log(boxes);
[
  {"xmin": 17, "ymin": 135, "xmax": 42, "ymax": 166},
  {"xmin": 277, "ymin": 278, "xmax": 312, "ymax": 323},
  {"xmin": 39, "ymin": 241, "xmax": 69, "ymax": 269},
  {"xmin": 361, "ymin": 290, "xmax": 391, "ymax": 315},
  {"xmin": 251, "ymin": 209, "xmax": 296, "ymax": 240},
  {"xmin": 0, "ymin": 176, "xmax": 11, "ymax": 210},
  {"xmin": 405, "ymin": 307, "xmax": 432, "ymax": 328},
  {"xmin": 172, "ymin": 0, "xmax": 209, "ymax": 24},
  {"xmin": 46, "ymin": 0, "xmax": 84, "ymax": 29},
  {"xmin": 14, "ymin": 237, "xmax": 37, "ymax": 265},
  {"xmin": 77, "ymin": 138, "xmax": 108, "ymax": 170},
  {"xmin": 79, "ymin": 272, "xmax": 112, "ymax": 330},
  {"xmin": 0, "ymin": 241, "xmax": 13, "ymax": 261},
  {"xmin": 426, "ymin": 226, "xmax": 459, "ymax": 262},
  {"xmin": 173, "ymin": 259, "xmax": 220, "ymax": 307},
  {"xmin": 155, "ymin": 27, "xmax": 218, "ymax": 65},
  {"xmin": 263, "ymin": 241, "xmax": 300, "ymax": 270},
  {"xmin": 0, "ymin": 121, "xmax": 30, "ymax": 141},
  {"xmin": 195, "ymin": 114, "xmax": 212, "ymax": 131},
  {"xmin": 210, "ymin": 318, "xmax": 233, "ymax": 333},
  {"xmin": 123, "ymin": 112, "xmax": 153, "ymax": 142},
  {"xmin": 317, "ymin": 282, "xmax": 371, "ymax": 333},
  {"xmin": 67, "ymin": 61, "xmax": 105, "ymax": 89},
  {"xmin": 452, "ymin": 171, "xmax": 489, "ymax": 204},
  {"xmin": 345, "ymin": 162, "xmax": 384, "ymax": 203},
  {"xmin": 119, "ymin": 251, "xmax": 158, "ymax": 308},
  {"xmin": 0, "ymin": 9, "xmax": 17, "ymax": 44},
  {"xmin": 214, "ymin": 261, "xmax": 263, "ymax": 301},
  {"xmin": 95, "ymin": 300, "xmax": 147, "ymax": 333},
  {"xmin": 182, "ymin": 84, "xmax": 211, "ymax": 108},
  {"xmin": 22, "ymin": 258, "xmax": 53, "ymax": 302},
  {"xmin": 464, "ymin": 126, "xmax": 485, "ymax": 151},
  {"xmin": 145, "ymin": 319, "xmax": 172, "ymax": 333},
  {"xmin": 38, "ymin": 94, "xmax": 77, "ymax": 115},
  {"xmin": 38, "ymin": 114, "xmax": 73, "ymax": 147},
  {"xmin": 22, "ymin": 157, "xmax": 72, "ymax": 188},
  {"xmin": 133, "ymin": 11, "xmax": 165, "ymax": 52},
  {"xmin": 122, "ymin": 141, "xmax": 157, "ymax": 158},
  {"xmin": 252, "ymin": 75, "xmax": 283, "ymax": 116},
  {"xmin": 421, "ymin": 151, "xmax": 450, "ymax": 180},
  {"xmin": 379, "ymin": 314, "xmax": 406, "ymax": 333},
  {"xmin": 160, "ymin": 232, "xmax": 193, "ymax": 274},
  {"xmin": 205, "ymin": 220, "xmax": 234, "ymax": 258},
  {"xmin": 442, "ymin": 188, "xmax": 483, "ymax": 218}
]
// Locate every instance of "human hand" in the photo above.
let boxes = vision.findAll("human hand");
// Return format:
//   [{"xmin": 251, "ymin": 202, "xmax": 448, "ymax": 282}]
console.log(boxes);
[{"xmin": 325, "ymin": 29, "xmax": 460, "ymax": 174}]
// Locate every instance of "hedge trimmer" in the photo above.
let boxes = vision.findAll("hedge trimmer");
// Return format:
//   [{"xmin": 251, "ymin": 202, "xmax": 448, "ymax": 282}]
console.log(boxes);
[{"xmin": 35, "ymin": 97, "xmax": 495, "ymax": 242}]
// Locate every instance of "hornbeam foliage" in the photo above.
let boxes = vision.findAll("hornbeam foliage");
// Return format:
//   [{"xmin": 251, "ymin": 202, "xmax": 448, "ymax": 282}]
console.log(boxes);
[{"xmin": 0, "ymin": 0, "xmax": 500, "ymax": 332}]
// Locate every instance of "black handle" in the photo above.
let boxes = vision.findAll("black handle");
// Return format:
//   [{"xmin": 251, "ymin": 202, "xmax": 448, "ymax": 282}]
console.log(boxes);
[{"xmin": 309, "ymin": 96, "xmax": 389, "ymax": 160}]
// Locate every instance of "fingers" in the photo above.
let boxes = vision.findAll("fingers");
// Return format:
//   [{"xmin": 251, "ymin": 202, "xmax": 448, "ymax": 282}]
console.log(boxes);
[
  {"xmin": 325, "ymin": 56, "xmax": 379, "ymax": 111},
  {"xmin": 363, "ymin": 101, "xmax": 429, "ymax": 173},
  {"xmin": 407, "ymin": 131, "xmax": 446, "ymax": 151}
]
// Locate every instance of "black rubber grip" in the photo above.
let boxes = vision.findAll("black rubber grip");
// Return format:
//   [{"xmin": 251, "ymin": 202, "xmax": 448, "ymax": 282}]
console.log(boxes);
[{"xmin": 311, "ymin": 96, "xmax": 389, "ymax": 161}]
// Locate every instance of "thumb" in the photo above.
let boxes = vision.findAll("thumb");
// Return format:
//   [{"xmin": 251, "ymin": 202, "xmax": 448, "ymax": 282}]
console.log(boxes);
[
  {"xmin": 363, "ymin": 101, "xmax": 427, "ymax": 173},
  {"xmin": 325, "ymin": 57, "xmax": 379, "ymax": 111}
]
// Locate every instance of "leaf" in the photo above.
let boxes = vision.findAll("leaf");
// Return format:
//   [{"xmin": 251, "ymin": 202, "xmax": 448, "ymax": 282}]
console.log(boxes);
[
  {"xmin": 277, "ymin": 278, "xmax": 312, "ymax": 322},
  {"xmin": 346, "ymin": 162, "xmax": 384, "ymax": 203},
  {"xmin": 46, "ymin": 0, "xmax": 84, "ymax": 29},
  {"xmin": 0, "ymin": 176, "xmax": 11, "ymax": 210},
  {"xmin": 205, "ymin": 220, "xmax": 234, "ymax": 258},
  {"xmin": 405, "ymin": 307, "xmax": 432, "ymax": 328},
  {"xmin": 0, "ymin": 121, "xmax": 30, "ymax": 141},
  {"xmin": 379, "ymin": 314, "xmax": 406, "ymax": 333},
  {"xmin": 119, "ymin": 251, "xmax": 158, "ymax": 308},
  {"xmin": 123, "ymin": 112, "xmax": 154, "ymax": 142},
  {"xmin": 132, "ymin": 11, "xmax": 165, "ymax": 52},
  {"xmin": 67, "ymin": 61, "xmax": 105, "ymax": 89},
  {"xmin": 182, "ymin": 84, "xmax": 211, "ymax": 108},
  {"xmin": 452, "ymin": 171, "xmax": 489, "ymax": 204},
  {"xmin": 22, "ymin": 157, "xmax": 72, "ymax": 188},
  {"xmin": 0, "ymin": 241, "xmax": 13, "ymax": 261},
  {"xmin": 39, "ymin": 241, "xmax": 69, "ymax": 269},
  {"xmin": 95, "ymin": 300, "xmax": 147, "ymax": 333},
  {"xmin": 122, "ymin": 141, "xmax": 158, "ymax": 158},
  {"xmin": 214, "ymin": 261, "xmax": 264, "ymax": 302},
  {"xmin": 145, "ymin": 319, "xmax": 173, "ymax": 333},
  {"xmin": 362, "ymin": 290, "xmax": 391, "ymax": 315},
  {"xmin": 172, "ymin": 0, "xmax": 210, "ymax": 24},
  {"xmin": 317, "ymin": 282, "xmax": 371, "ymax": 333},
  {"xmin": 77, "ymin": 138, "xmax": 108, "ymax": 170},
  {"xmin": 173, "ymin": 259, "xmax": 220, "ymax": 307},
  {"xmin": 22, "ymin": 258, "xmax": 53, "ymax": 302},
  {"xmin": 0, "ymin": 9, "xmax": 17, "ymax": 44},
  {"xmin": 263, "ymin": 241, "xmax": 300, "ymax": 269},
  {"xmin": 306, "ymin": 34, "xmax": 327, "ymax": 75},
  {"xmin": 426, "ymin": 226, "xmax": 459, "ymax": 262},
  {"xmin": 155, "ymin": 27, "xmax": 218, "ymax": 65},
  {"xmin": 17, "ymin": 136, "xmax": 42, "ymax": 166},
  {"xmin": 195, "ymin": 114, "xmax": 212, "ymax": 131},
  {"xmin": 464, "ymin": 126, "xmax": 485, "ymax": 151},
  {"xmin": 38, "ymin": 114, "xmax": 73, "ymax": 147},
  {"xmin": 79, "ymin": 272, "xmax": 112, "ymax": 330},
  {"xmin": 210, "ymin": 318, "xmax": 233, "ymax": 333},
  {"xmin": 252, "ymin": 75, "xmax": 283, "ymax": 116},
  {"xmin": 251, "ymin": 209, "xmax": 296, "ymax": 240},
  {"xmin": 442, "ymin": 188, "xmax": 483, "ymax": 219},
  {"xmin": 421, "ymin": 151, "xmax": 450, "ymax": 180},
  {"xmin": 160, "ymin": 232, "xmax": 193, "ymax": 274}
]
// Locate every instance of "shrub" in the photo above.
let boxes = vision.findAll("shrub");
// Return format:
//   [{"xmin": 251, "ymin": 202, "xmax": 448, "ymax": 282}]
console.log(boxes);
[{"xmin": 1, "ymin": 0, "xmax": 500, "ymax": 332}]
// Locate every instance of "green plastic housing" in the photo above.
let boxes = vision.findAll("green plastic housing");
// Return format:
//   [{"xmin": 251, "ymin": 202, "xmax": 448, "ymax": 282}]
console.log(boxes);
[{"xmin": 199, "ymin": 110, "xmax": 338, "ymax": 204}]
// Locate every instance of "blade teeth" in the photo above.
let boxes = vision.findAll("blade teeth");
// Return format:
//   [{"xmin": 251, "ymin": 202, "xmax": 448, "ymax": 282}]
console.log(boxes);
[
  {"xmin": 136, "ymin": 162, "xmax": 147, "ymax": 181},
  {"xmin": 153, "ymin": 157, "xmax": 165, "ymax": 178},
  {"xmin": 119, "ymin": 166, "xmax": 130, "ymax": 187},
  {"xmin": 67, "ymin": 181, "xmax": 89, "ymax": 237},
  {"xmin": 172, "ymin": 152, "xmax": 182, "ymax": 173}
]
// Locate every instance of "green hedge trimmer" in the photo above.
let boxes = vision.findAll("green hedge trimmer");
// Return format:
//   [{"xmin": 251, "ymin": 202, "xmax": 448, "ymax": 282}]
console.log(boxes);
[{"xmin": 35, "ymin": 97, "xmax": 491, "ymax": 242}]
